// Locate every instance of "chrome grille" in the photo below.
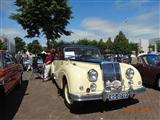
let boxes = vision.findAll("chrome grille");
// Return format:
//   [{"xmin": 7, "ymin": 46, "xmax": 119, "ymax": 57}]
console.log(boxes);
[
  {"xmin": 101, "ymin": 62, "xmax": 121, "ymax": 82},
  {"xmin": 101, "ymin": 62, "xmax": 122, "ymax": 91}
]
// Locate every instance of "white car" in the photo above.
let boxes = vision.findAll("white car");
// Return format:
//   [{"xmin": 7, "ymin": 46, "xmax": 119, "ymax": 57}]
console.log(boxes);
[{"xmin": 50, "ymin": 45, "xmax": 145, "ymax": 110}]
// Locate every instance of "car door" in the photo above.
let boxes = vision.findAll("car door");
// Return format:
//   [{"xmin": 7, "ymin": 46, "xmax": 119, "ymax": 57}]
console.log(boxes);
[
  {"xmin": 53, "ymin": 59, "xmax": 64, "ymax": 87},
  {"xmin": 137, "ymin": 56, "xmax": 155, "ymax": 85},
  {"xmin": 3, "ymin": 52, "xmax": 20, "ymax": 93}
]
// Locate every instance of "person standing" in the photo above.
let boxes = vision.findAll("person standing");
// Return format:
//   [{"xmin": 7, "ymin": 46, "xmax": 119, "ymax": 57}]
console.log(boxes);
[
  {"xmin": 15, "ymin": 51, "xmax": 23, "ymax": 64},
  {"xmin": 43, "ymin": 49, "xmax": 52, "ymax": 81},
  {"xmin": 130, "ymin": 51, "xmax": 137, "ymax": 64}
]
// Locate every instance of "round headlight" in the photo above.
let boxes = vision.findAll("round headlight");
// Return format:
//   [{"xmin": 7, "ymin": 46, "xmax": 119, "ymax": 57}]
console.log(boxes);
[
  {"xmin": 126, "ymin": 68, "xmax": 134, "ymax": 79},
  {"xmin": 88, "ymin": 69, "xmax": 98, "ymax": 82}
]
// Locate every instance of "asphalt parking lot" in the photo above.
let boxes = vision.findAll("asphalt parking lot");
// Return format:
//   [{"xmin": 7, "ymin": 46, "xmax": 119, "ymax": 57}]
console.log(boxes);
[{"xmin": 1, "ymin": 71, "xmax": 160, "ymax": 120}]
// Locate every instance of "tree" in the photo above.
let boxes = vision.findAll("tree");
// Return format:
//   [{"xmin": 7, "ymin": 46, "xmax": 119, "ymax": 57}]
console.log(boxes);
[
  {"xmin": 113, "ymin": 31, "xmax": 130, "ymax": 54},
  {"xmin": 98, "ymin": 39, "xmax": 106, "ymax": 52},
  {"xmin": 148, "ymin": 45, "xmax": 155, "ymax": 51},
  {"xmin": 77, "ymin": 39, "xmax": 90, "ymax": 45},
  {"xmin": 14, "ymin": 37, "xmax": 26, "ymax": 53},
  {"xmin": 10, "ymin": 0, "xmax": 72, "ymax": 47},
  {"xmin": 106, "ymin": 37, "xmax": 113, "ymax": 52},
  {"xmin": 129, "ymin": 42, "xmax": 138, "ymax": 53},
  {"xmin": 0, "ymin": 40, "xmax": 5, "ymax": 50},
  {"xmin": 157, "ymin": 43, "xmax": 160, "ymax": 52},
  {"xmin": 27, "ymin": 40, "xmax": 42, "ymax": 54}
]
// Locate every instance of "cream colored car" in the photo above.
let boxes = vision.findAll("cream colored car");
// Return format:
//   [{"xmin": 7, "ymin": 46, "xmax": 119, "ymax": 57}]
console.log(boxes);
[{"xmin": 50, "ymin": 45, "xmax": 145, "ymax": 109}]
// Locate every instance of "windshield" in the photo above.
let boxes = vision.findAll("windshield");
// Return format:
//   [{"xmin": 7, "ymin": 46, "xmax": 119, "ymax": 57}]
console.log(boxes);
[
  {"xmin": 64, "ymin": 47, "xmax": 101, "ymax": 59},
  {"xmin": 143, "ymin": 55, "xmax": 160, "ymax": 65}
]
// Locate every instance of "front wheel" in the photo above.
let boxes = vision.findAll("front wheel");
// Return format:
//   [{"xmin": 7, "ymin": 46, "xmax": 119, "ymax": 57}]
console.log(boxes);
[
  {"xmin": 64, "ymin": 83, "xmax": 73, "ymax": 109},
  {"xmin": 63, "ymin": 83, "xmax": 82, "ymax": 112}
]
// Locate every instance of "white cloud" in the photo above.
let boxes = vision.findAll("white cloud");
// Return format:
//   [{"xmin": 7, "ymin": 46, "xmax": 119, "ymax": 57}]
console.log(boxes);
[
  {"xmin": 114, "ymin": 0, "xmax": 150, "ymax": 9},
  {"xmin": 0, "ymin": 27, "xmax": 25, "ymax": 38},
  {"xmin": 63, "ymin": 9, "xmax": 159, "ymax": 43},
  {"xmin": 61, "ymin": 29, "xmax": 101, "ymax": 42},
  {"xmin": 0, "ymin": 27, "xmax": 47, "ymax": 46},
  {"xmin": 82, "ymin": 18, "xmax": 119, "ymax": 33}
]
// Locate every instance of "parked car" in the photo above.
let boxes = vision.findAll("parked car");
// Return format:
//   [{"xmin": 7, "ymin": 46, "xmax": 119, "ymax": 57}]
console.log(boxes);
[
  {"xmin": 50, "ymin": 45, "xmax": 145, "ymax": 109},
  {"xmin": 134, "ymin": 53, "xmax": 160, "ymax": 89},
  {"xmin": 0, "ymin": 50, "xmax": 23, "ymax": 97}
]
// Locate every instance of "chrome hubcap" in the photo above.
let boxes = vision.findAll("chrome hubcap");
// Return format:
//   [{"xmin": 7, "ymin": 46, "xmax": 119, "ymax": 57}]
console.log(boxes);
[{"xmin": 64, "ymin": 84, "xmax": 72, "ymax": 105}]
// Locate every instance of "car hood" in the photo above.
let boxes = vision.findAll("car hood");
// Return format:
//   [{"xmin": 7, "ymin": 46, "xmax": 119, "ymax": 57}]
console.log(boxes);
[{"xmin": 70, "ymin": 58, "xmax": 122, "ymax": 82}]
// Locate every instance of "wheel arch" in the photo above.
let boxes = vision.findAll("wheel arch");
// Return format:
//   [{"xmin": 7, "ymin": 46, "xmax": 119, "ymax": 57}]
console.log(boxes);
[{"xmin": 155, "ymin": 73, "xmax": 160, "ymax": 86}]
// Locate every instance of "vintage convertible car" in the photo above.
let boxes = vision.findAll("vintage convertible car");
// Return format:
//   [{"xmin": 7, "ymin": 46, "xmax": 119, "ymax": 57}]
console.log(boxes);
[
  {"xmin": 50, "ymin": 45, "xmax": 145, "ymax": 109},
  {"xmin": 0, "ymin": 50, "xmax": 23, "ymax": 97},
  {"xmin": 134, "ymin": 53, "xmax": 160, "ymax": 89}
]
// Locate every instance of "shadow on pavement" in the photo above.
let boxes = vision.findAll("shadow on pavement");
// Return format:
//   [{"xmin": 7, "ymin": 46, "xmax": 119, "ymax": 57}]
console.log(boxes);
[
  {"xmin": 51, "ymin": 79, "xmax": 139, "ymax": 114},
  {"xmin": 71, "ymin": 98, "xmax": 139, "ymax": 114},
  {"xmin": 143, "ymin": 83, "xmax": 159, "ymax": 91},
  {"xmin": 0, "ymin": 80, "xmax": 29, "ymax": 120}
]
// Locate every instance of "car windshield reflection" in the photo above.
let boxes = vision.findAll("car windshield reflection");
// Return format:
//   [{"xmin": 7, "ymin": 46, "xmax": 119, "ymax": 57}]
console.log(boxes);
[
  {"xmin": 144, "ymin": 55, "xmax": 160, "ymax": 65},
  {"xmin": 64, "ymin": 47, "xmax": 102, "ymax": 60}
]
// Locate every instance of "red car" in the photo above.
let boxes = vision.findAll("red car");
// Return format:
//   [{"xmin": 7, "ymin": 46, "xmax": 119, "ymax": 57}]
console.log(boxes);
[
  {"xmin": 134, "ymin": 53, "xmax": 160, "ymax": 89},
  {"xmin": 0, "ymin": 50, "xmax": 23, "ymax": 96}
]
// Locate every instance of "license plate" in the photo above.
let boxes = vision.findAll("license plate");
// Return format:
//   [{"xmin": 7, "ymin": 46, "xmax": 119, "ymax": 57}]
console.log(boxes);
[{"xmin": 108, "ymin": 92, "xmax": 129, "ymax": 101}]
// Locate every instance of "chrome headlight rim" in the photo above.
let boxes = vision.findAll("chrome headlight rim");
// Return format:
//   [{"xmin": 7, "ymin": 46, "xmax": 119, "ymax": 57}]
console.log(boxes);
[
  {"xmin": 126, "ymin": 68, "xmax": 134, "ymax": 79},
  {"xmin": 88, "ymin": 69, "xmax": 98, "ymax": 82}
]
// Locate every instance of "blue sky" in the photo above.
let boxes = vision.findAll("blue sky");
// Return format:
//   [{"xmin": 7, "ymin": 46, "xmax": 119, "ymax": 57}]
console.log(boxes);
[{"xmin": 0, "ymin": 0, "xmax": 160, "ymax": 46}]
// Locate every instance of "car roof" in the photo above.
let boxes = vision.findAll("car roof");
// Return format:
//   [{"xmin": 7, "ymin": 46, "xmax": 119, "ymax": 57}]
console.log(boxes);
[{"xmin": 138, "ymin": 53, "xmax": 158, "ymax": 57}]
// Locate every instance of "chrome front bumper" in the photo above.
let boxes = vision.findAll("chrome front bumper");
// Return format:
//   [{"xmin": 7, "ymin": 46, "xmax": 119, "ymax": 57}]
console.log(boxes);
[
  {"xmin": 128, "ymin": 86, "xmax": 146, "ymax": 94},
  {"xmin": 69, "ymin": 86, "xmax": 145, "ymax": 102}
]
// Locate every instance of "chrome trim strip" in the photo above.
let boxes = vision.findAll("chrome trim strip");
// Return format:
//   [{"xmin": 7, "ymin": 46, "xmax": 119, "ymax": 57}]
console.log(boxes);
[
  {"xmin": 128, "ymin": 87, "xmax": 146, "ymax": 94},
  {"xmin": 69, "ymin": 87, "xmax": 145, "ymax": 102},
  {"xmin": 69, "ymin": 93, "xmax": 102, "ymax": 102}
]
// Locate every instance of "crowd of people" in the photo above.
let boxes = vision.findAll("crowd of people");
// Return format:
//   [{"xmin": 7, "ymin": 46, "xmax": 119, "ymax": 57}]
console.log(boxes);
[
  {"xmin": 15, "ymin": 47, "xmax": 159, "ymax": 82},
  {"xmin": 15, "ymin": 49, "xmax": 58, "ymax": 82}
]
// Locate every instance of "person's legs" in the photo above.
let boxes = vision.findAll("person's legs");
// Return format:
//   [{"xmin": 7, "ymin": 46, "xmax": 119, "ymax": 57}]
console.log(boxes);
[
  {"xmin": 27, "ymin": 64, "xmax": 31, "ymax": 71},
  {"xmin": 43, "ymin": 64, "xmax": 51, "ymax": 81}
]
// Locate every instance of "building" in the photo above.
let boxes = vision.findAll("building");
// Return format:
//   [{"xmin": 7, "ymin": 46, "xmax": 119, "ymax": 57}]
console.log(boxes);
[
  {"xmin": 149, "ymin": 38, "xmax": 160, "ymax": 52},
  {"xmin": 0, "ymin": 36, "xmax": 15, "ymax": 53}
]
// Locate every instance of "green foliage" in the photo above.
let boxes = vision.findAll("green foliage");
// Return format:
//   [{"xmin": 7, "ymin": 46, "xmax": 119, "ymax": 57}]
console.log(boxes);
[
  {"xmin": 157, "ymin": 43, "xmax": 160, "ymax": 52},
  {"xmin": 77, "ymin": 39, "xmax": 91, "ymax": 45},
  {"xmin": 0, "ymin": 40, "xmax": 5, "ymax": 50},
  {"xmin": 10, "ymin": 0, "xmax": 72, "ymax": 45},
  {"xmin": 113, "ymin": 31, "xmax": 130, "ymax": 54},
  {"xmin": 21, "ymin": 30, "xmax": 138, "ymax": 54},
  {"xmin": 129, "ymin": 42, "xmax": 138, "ymax": 52},
  {"xmin": 14, "ymin": 37, "xmax": 26, "ymax": 53},
  {"xmin": 27, "ymin": 40, "xmax": 42, "ymax": 54},
  {"xmin": 106, "ymin": 37, "xmax": 113, "ymax": 52},
  {"xmin": 98, "ymin": 39, "xmax": 106, "ymax": 51},
  {"xmin": 148, "ymin": 45, "xmax": 155, "ymax": 51}
]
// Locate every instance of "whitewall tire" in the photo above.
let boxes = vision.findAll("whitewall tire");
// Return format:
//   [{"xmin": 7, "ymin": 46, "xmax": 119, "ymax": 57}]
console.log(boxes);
[{"xmin": 64, "ymin": 83, "xmax": 73, "ymax": 108}]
